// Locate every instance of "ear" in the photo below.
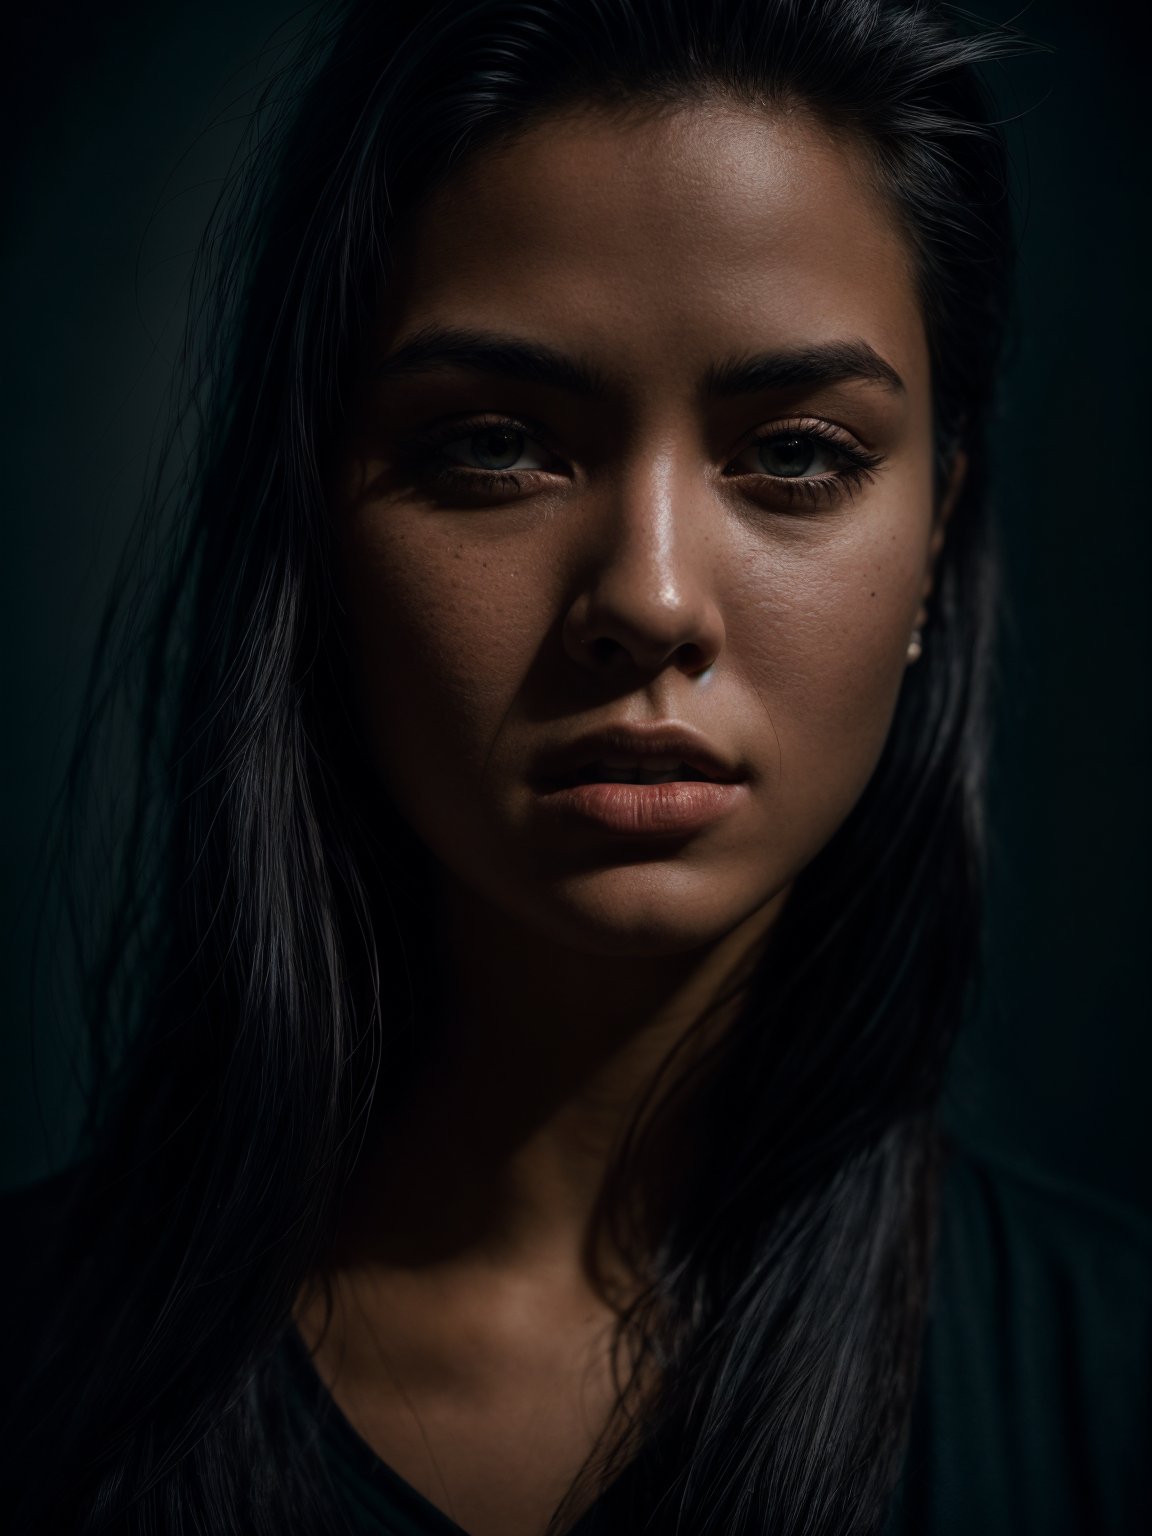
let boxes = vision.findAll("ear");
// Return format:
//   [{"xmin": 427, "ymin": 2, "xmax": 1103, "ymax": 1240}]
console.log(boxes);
[{"xmin": 916, "ymin": 448, "xmax": 968, "ymax": 624}]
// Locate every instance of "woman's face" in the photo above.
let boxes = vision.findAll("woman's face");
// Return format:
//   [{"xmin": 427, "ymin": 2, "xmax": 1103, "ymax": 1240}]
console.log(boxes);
[{"xmin": 333, "ymin": 101, "xmax": 945, "ymax": 959}]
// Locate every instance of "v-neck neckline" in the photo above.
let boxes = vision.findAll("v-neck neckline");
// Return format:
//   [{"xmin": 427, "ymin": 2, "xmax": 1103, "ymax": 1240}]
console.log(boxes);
[
  {"xmin": 283, "ymin": 1321, "xmax": 475, "ymax": 1533},
  {"xmin": 281, "ymin": 1321, "xmax": 627, "ymax": 1536}
]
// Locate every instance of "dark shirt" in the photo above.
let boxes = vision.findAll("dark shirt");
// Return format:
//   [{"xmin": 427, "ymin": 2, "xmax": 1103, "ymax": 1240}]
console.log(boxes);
[
  {"xmin": 885, "ymin": 1145, "xmax": 1150, "ymax": 1534},
  {"xmin": 6, "ymin": 1141, "xmax": 1150, "ymax": 1533}
]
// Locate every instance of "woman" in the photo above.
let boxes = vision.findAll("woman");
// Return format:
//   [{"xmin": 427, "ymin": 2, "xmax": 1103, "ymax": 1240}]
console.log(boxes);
[{"xmin": 3, "ymin": 0, "xmax": 1148, "ymax": 1532}]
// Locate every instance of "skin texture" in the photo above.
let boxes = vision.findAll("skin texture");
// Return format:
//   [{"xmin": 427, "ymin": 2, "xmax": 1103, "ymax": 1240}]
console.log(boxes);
[{"xmin": 297, "ymin": 100, "xmax": 963, "ymax": 1536}]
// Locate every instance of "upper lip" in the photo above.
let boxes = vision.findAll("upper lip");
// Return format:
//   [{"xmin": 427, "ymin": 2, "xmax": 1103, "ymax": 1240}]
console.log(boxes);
[{"xmin": 533, "ymin": 722, "xmax": 744, "ymax": 787}]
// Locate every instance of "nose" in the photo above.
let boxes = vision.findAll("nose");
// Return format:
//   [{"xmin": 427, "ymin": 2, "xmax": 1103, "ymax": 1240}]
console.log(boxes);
[{"xmin": 561, "ymin": 456, "xmax": 726, "ymax": 682}]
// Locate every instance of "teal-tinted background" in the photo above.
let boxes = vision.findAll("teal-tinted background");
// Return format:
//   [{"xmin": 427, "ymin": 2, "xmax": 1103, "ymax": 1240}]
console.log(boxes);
[{"xmin": 2, "ymin": 2, "xmax": 1148, "ymax": 1210}]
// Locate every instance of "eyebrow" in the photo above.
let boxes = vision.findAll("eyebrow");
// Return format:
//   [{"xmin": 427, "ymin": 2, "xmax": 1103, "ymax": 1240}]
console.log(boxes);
[
  {"xmin": 371, "ymin": 324, "xmax": 905, "ymax": 400},
  {"xmin": 702, "ymin": 340, "xmax": 905, "ymax": 398}
]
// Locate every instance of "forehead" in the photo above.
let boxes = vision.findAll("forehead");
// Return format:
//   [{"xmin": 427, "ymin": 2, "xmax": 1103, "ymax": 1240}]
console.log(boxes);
[{"xmin": 381, "ymin": 102, "xmax": 929, "ymax": 406}]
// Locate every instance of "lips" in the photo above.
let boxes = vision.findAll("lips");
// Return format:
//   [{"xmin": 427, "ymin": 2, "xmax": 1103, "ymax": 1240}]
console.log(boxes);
[
  {"xmin": 571, "ymin": 760, "xmax": 712, "ymax": 785},
  {"xmin": 533, "ymin": 722, "xmax": 743, "ymax": 789}
]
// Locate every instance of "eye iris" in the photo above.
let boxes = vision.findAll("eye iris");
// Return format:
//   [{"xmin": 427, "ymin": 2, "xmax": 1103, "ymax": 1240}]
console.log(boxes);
[
  {"xmin": 472, "ymin": 426, "xmax": 523, "ymax": 470},
  {"xmin": 759, "ymin": 434, "xmax": 817, "ymax": 478}
]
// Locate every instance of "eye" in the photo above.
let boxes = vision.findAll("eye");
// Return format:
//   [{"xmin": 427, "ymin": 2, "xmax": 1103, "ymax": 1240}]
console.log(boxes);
[
  {"xmin": 725, "ymin": 422, "xmax": 884, "ymax": 508},
  {"xmin": 729, "ymin": 428, "xmax": 860, "ymax": 480},
  {"xmin": 745, "ymin": 433, "xmax": 840, "ymax": 478},
  {"xmin": 436, "ymin": 423, "xmax": 552, "ymax": 473}
]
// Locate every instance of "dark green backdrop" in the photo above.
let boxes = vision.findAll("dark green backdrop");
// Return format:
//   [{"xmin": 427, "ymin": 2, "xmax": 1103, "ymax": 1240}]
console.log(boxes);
[{"xmin": 2, "ymin": 2, "xmax": 1148, "ymax": 1210}]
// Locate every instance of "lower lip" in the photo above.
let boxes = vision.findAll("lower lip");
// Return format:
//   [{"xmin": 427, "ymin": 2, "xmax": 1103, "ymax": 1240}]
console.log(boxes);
[{"xmin": 533, "ymin": 779, "xmax": 744, "ymax": 836}]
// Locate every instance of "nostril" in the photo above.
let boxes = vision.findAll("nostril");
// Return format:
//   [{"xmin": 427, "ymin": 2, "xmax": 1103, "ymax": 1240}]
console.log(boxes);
[
  {"xmin": 678, "ymin": 640, "xmax": 714, "ymax": 674},
  {"xmin": 587, "ymin": 637, "xmax": 622, "ymax": 667}
]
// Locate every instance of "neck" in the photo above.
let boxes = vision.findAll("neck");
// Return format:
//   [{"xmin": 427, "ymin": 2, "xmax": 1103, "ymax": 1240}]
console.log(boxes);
[{"xmin": 333, "ymin": 872, "xmax": 784, "ymax": 1292}]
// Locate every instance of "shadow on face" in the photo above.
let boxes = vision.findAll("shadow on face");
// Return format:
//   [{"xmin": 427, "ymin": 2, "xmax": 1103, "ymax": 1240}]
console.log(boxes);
[{"xmin": 331, "ymin": 99, "xmax": 946, "ymax": 961}]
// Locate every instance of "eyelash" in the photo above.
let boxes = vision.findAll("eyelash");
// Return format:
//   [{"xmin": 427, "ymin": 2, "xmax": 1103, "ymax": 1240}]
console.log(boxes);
[
  {"xmin": 402, "ymin": 414, "xmax": 884, "ymax": 509},
  {"xmin": 731, "ymin": 420, "xmax": 884, "ymax": 508}
]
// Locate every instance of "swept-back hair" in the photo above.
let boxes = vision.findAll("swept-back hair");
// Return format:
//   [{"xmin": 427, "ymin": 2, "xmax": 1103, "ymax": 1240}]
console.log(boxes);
[{"xmin": 6, "ymin": 2, "xmax": 1029, "ymax": 1531}]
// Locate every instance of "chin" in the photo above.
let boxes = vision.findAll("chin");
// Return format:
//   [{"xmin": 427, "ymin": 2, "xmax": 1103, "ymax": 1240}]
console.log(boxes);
[{"xmin": 502, "ymin": 859, "xmax": 785, "ymax": 959}]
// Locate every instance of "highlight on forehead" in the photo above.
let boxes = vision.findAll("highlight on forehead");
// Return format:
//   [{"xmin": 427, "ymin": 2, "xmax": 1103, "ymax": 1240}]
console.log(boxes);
[{"xmin": 392, "ymin": 85, "xmax": 924, "ymax": 313}]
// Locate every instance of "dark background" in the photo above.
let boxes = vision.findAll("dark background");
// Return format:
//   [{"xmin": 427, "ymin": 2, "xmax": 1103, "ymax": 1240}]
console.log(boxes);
[{"xmin": 2, "ymin": 2, "xmax": 1148, "ymax": 1209}]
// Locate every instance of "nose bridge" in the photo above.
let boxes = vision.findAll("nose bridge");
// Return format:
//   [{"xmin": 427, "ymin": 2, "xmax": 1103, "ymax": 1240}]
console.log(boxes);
[
  {"xmin": 605, "ymin": 446, "xmax": 686, "ymax": 607},
  {"xmin": 566, "ymin": 439, "xmax": 725, "ymax": 675}
]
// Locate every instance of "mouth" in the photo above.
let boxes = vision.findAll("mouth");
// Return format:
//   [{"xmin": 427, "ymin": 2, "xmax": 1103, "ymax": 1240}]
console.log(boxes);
[
  {"xmin": 533, "ymin": 723, "xmax": 743, "ymax": 792},
  {"xmin": 531, "ymin": 764, "xmax": 744, "ymax": 838},
  {"xmin": 564, "ymin": 759, "xmax": 717, "ymax": 787}
]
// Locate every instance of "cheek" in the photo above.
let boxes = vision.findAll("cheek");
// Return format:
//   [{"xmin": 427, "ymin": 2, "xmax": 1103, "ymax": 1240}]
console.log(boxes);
[
  {"xmin": 336, "ymin": 513, "xmax": 538, "ymax": 789},
  {"xmin": 334, "ymin": 469, "xmax": 933, "ymax": 942},
  {"xmin": 730, "ymin": 513, "xmax": 927, "ymax": 821}
]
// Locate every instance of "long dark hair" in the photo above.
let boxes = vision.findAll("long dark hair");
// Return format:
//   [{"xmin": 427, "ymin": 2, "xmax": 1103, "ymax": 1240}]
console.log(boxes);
[{"xmin": 6, "ymin": 1, "xmax": 1029, "ymax": 1531}]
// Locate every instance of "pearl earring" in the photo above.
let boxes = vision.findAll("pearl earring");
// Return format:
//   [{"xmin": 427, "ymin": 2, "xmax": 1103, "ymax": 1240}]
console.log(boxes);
[{"xmin": 906, "ymin": 628, "xmax": 924, "ymax": 664}]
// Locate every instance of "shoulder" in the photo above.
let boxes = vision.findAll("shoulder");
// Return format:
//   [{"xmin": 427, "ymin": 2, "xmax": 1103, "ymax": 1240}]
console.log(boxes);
[
  {"xmin": 1, "ymin": 1161, "xmax": 87, "ymax": 1273},
  {"xmin": 933, "ymin": 1137, "xmax": 1152, "ymax": 1391},
  {"xmin": 0, "ymin": 1163, "xmax": 88, "ymax": 1397},
  {"xmin": 1, "ymin": 1161, "xmax": 85, "ymax": 1234},
  {"xmin": 897, "ymin": 1138, "xmax": 1151, "ymax": 1536},
  {"xmin": 936, "ymin": 1135, "xmax": 1150, "ymax": 1309}
]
